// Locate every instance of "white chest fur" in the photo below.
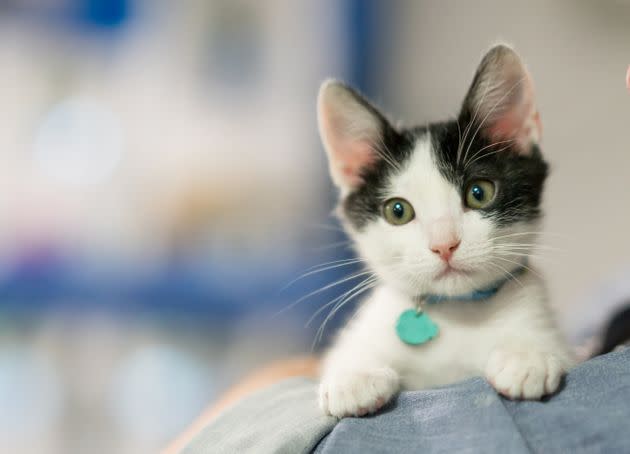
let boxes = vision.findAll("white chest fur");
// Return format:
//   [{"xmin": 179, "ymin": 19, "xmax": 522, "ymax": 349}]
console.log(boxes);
[{"xmin": 319, "ymin": 271, "xmax": 574, "ymax": 417}]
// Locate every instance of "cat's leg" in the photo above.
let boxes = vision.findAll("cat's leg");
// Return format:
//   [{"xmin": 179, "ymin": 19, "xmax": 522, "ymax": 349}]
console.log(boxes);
[
  {"xmin": 319, "ymin": 360, "xmax": 400, "ymax": 418},
  {"xmin": 319, "ymin": 294, "xmax": 404, "ymax": 418},
  {"xmin": 485, "ymin": 347, "xmax": 566, "ymax": 399},
  {"xmin": 484, "ymin": 319, "xmax": 575, "ymax": 400}
]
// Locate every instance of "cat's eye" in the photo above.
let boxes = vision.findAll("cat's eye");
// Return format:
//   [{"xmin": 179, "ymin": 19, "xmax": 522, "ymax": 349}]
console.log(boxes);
[
  {"xmin": 383, "ymin": 198, "xmax": 415, "ymax": 225},
  {"xmin": 465, "ymin": 180, "xmax": 496, "ymax": 209}
]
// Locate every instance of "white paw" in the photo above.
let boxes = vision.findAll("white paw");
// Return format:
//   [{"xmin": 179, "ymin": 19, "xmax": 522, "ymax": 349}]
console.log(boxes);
[
  {"xmin": 485, "ymin": 349, "xmax": 564, "ymax": 400},
  {"xmin": 319, "ymin": 367, "xmax": 400, "ymax": 418}
]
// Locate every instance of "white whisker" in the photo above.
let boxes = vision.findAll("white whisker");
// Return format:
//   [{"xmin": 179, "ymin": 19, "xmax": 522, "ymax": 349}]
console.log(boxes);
[
  {"xmin": 272, "ymin": 270, "xmax": 372, "ymax": 318},
  {"xmin": 485, "ymin": 260, "xmax": 525, "ymax": 289},
  {"xmin": 311, "ymin": 278, "xmax": 379, "ymax": 349},
  {"xmin": 463, "ymin": 138, "xmax": 515, "ymax": 171},
  {"xmin": 459, "ymin": 76, "xmax": 495, "ymax": 165},
  {"xmin": 489, "ymin": 255, "xmax": 544, "ymax": 280},
  {"xmin": 279, "ymin": 258, "xmax": 366, "ymax": 291},
  {"xmin": 462, "ymin": 76, "xmax": 527, "ymax": 168},
  {"xmin": 464, "ymin": 142, "xmax": 514, "ymax": 171},
  {"xmin": 306, "ymin": 275, "xmax": 378, "ymax": 328}
]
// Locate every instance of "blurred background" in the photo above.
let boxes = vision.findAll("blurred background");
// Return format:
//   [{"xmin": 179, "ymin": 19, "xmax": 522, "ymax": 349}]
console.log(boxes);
[{"xmin": 0, "ymin": 1, "xmax": 629, "ymax": 452}]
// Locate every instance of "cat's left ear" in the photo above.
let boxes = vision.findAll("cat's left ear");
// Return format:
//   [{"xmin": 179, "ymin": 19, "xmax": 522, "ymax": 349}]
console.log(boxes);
[{"xmin": 460, "ymin": 44, "xmax": 542, "ymax": 154}]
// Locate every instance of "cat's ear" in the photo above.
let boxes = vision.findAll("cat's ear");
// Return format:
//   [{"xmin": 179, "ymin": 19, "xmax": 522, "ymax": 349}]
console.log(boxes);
[
  {"xmin": 460, "ymin": 44, "xmax": 542, "ymax": 154},
  {"xmin": 318, "ymin": 80, "xmax": 393, "ymax": 193}
]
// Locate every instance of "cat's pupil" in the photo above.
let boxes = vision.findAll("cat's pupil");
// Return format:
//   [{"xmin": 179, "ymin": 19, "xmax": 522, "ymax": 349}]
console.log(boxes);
[
  {"xmin": 471, "ymin": 185, "xmax": 484, "ymax": 201},
  {"xmin": 393, "ymin": 203, "xmax": 404, "ymax": 218}
]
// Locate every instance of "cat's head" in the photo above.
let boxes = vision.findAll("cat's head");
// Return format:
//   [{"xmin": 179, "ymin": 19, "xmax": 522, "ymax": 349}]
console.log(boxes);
[{"xmin": 317, "ymin": 44, "xmax": 547, "ymax": 297}]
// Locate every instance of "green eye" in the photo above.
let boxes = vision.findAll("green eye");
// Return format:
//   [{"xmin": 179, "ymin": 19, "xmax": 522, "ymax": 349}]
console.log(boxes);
[
  {"xmin": 383, "ymin": 198, "xmax": 415, "ymax": 225},
  {"xmin": 465, "ymin": 180, "xmax": 496, "ymax": 209}
]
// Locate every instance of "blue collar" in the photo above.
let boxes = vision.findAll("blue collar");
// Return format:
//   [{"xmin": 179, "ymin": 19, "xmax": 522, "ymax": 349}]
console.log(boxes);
[{"xmin": 419, "ymin": 263, "xmax": 528, "ymax": 304}]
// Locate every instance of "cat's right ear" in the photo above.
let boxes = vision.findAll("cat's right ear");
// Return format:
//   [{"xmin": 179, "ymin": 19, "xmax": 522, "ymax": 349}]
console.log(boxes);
[{"xmin": 317, "ymin": 80, "xmax": 392, "ymax": 194}]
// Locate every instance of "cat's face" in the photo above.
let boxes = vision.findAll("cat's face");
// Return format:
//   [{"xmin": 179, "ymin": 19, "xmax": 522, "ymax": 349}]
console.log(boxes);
[{"xmin": 318, "ymin": 45, "xmax": 548, "ymax": 296}]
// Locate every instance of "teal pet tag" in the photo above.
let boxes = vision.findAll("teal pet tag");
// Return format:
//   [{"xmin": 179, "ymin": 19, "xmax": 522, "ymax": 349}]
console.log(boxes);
[{"xmin": 396, "ymin": 309, "xmax": 439, "ymax": 345}]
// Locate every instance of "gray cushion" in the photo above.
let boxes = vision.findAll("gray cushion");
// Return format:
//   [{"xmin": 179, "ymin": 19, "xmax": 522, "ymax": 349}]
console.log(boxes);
[{"xmin": 185, "ymin": 348, "xmax": 630, "ymax": 453}]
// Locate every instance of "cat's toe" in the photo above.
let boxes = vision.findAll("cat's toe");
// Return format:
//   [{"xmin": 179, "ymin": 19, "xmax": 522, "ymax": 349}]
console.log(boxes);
[
  {"xmin": 319, "ymin": 367, "xmax": 399, "ymax": 418},
  {"xmin": 486, "ymin": 349, "xmax": 564, "ymax": 400}
]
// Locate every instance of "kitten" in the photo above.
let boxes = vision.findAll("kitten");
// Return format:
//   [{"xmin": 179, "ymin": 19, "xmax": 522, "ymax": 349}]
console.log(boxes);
[{"xmin": 317, "ymin": 44, "xmax": 575, "ymax": 418}]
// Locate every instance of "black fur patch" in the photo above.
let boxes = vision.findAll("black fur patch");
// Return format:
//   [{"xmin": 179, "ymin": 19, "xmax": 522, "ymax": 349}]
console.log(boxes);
[
  {"xmin": 341, "ymin": 117, "xmax": 548, "ymax": 230},
  {"xmin": 343, "ymin": 127, "xmax": 415, "ymax": 229},
  {"xmin": 430, "ymin": 121, "xmax": 548, "ymax": 227}
]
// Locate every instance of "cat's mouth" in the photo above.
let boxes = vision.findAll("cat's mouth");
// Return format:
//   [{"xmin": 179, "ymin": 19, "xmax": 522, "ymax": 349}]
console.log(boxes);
[{"xmin": 435, "ymin": 264, "xmax": 471, "ymax": 280}]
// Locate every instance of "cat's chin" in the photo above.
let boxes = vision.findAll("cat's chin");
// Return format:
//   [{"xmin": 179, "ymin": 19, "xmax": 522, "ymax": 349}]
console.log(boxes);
[
  {"xmin": 393, "ymin": 267, "xmax": 504, "ymax": 299},
  {"xmin": 424, "ymin": 276, "xmax": 480, "ymax": 297}
]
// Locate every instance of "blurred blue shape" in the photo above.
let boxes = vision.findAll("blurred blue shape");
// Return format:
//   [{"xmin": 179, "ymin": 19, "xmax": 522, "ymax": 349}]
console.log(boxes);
[
  {"xmin": 344, "ymin": 0, "xmax": 378, "ymax": 94},
  {"xmin": 79, "ymin": 0, "xmax": 130, "ymax": 28},
  {"xmin": 2, "ymin": 0, "xmax": 131, "ymax": 33},
  {"xmin": 0, "ymin": 249, "xmax": 362, "ymax": 324}
]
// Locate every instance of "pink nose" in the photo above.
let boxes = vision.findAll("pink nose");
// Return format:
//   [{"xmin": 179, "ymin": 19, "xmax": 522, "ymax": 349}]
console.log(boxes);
[{"xmin": 430, "ymin": 240, "xmax": 460, "ymax": 262}]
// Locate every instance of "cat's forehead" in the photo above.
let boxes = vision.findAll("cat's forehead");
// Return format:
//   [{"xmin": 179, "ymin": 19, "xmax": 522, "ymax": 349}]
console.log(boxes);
[
  {"xmin": 389, "ymin": 133, "xmax": 436, "ymax": 189},
  {"xmin": 406, "ymin": 122, "xmax": 461, "ymax": 180},
  {"xmin": 387, "ymin": 133, "xmax": 462, "ymax": 218}
]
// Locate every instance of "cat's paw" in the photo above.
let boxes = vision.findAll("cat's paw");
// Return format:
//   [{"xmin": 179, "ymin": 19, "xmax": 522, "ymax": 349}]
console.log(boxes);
[
  {"xmin": 485, "ymin": 349, "xmax": 564, "ymax": 400},
  {"xmin": 319, "ymin": 367, "xmax": 400, "ymax": 418}
]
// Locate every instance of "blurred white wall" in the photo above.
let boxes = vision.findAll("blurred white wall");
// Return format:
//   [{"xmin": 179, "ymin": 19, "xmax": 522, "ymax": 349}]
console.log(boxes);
[
  {"xmin": 379, "ymin": 0, "xmax": 630, "ymax": 320},
  {"xmin": 0, "ymin": 0, "xmax": 344, "ymax": 266}
]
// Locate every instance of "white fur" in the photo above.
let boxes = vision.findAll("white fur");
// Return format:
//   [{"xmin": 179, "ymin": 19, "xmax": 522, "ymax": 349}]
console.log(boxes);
[{"xmin": 319, "ymin": 136, "xmax": 574, "ymax": 418}]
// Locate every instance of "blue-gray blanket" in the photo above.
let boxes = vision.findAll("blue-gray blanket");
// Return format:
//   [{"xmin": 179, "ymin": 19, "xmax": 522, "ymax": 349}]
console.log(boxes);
[{"xmin": 185, "ymin": 348, "xmax": 630, "ymax": 453}]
